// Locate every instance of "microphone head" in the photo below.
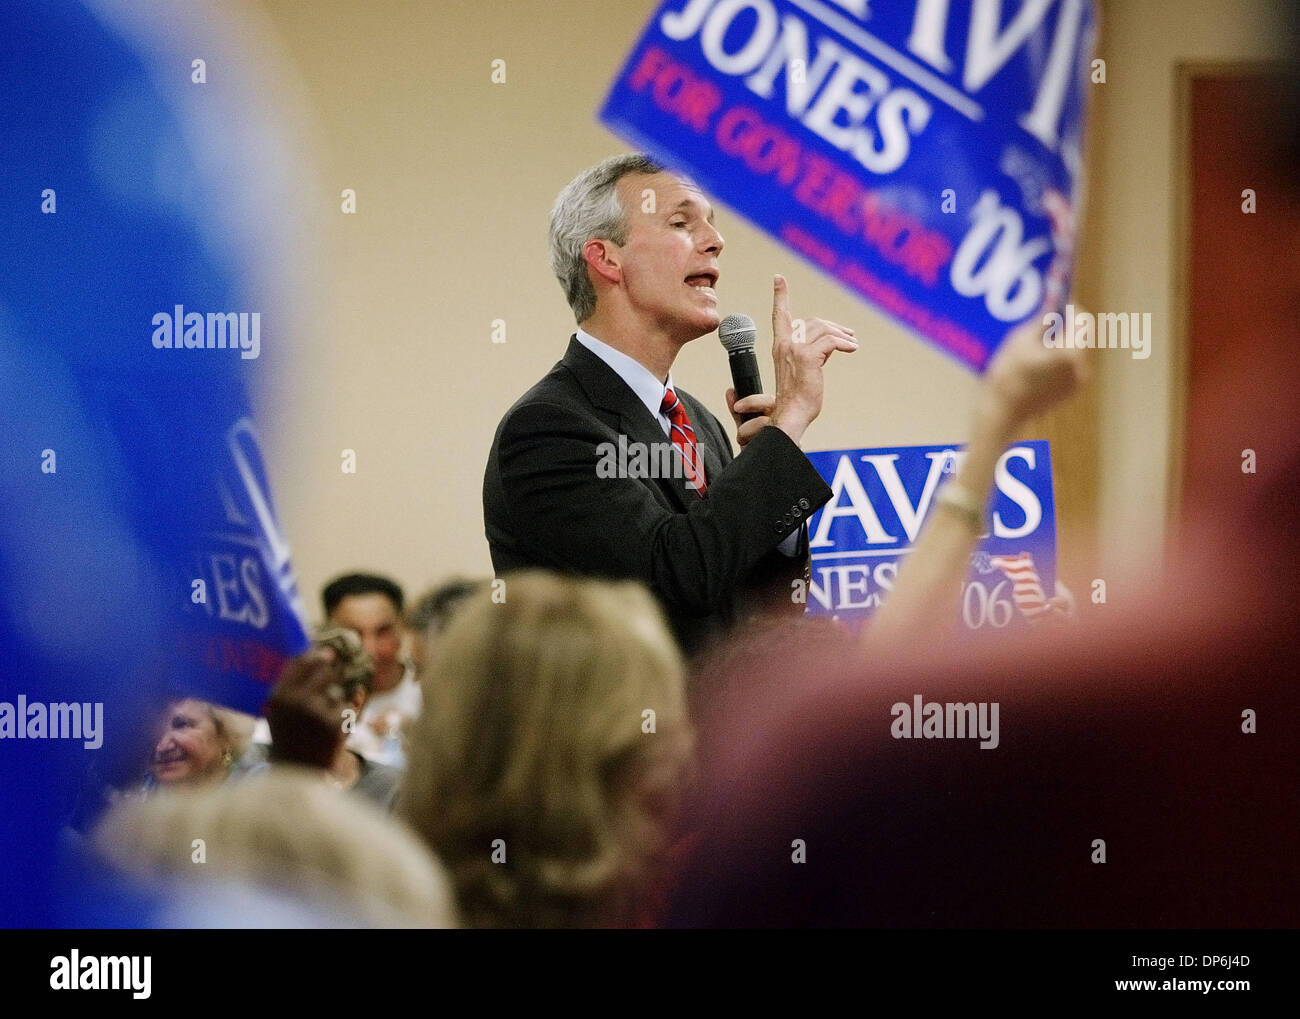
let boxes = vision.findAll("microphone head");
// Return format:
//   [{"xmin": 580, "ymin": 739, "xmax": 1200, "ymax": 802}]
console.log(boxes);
[{"xmin": 718, "ymin": 313, "xmax": 757, "ymax": 353}]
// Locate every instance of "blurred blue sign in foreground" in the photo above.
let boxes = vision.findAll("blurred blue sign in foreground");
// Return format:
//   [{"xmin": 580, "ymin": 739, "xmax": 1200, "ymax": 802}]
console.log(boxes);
[{"xmin": 1, "ymin": 0, "xmax": 309, "ymax": 924}]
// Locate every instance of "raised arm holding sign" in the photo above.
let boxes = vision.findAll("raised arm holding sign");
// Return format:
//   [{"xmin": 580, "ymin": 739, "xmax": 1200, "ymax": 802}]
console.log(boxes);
[{"xmin": 865, "ymin": 312, "xmax": 1088, "ymax": 650}]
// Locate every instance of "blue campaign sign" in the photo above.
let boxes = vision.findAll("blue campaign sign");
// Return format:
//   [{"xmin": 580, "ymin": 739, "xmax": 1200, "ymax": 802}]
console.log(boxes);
[
  {"xmin": 0, "ymin": 4, "xmax": 311, "ymax": 721},
  {"xmin": 601, "ymin": 0, "xmax": 1096, "ymax": 371},
  {"xmin": 804, "ymin": 441, "xmax": 1060, "ymax": 630},
  {"xmin": 2, "ymin": 0, "xmax": 313, "ymax": 924},
  {"xmin": 0, "ymin": 5, "xmax": 312, "ymax": 720}
]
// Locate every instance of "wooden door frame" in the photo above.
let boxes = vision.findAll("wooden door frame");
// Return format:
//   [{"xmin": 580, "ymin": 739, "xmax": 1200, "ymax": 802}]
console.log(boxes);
[{"xmin": 1168, "ymin": 59, "xmax": 1291, "ymax": 547}]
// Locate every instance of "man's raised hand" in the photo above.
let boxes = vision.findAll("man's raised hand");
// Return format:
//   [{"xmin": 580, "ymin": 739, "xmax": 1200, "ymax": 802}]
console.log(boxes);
[{"xmin": 767, "ymin": 274, "xmax": 858, "ymax": 445}]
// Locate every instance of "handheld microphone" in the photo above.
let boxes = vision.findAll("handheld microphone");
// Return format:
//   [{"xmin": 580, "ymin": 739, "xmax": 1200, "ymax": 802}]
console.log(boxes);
[{"xmin": 718, "ymin": 313, "xmax": 763, "ymax": 422}]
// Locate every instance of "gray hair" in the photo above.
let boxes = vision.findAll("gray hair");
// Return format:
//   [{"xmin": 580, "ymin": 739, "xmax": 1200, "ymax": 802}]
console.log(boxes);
[{"xmin": 548, "ymin": 153, "xmax": 664, "ymax": 324}]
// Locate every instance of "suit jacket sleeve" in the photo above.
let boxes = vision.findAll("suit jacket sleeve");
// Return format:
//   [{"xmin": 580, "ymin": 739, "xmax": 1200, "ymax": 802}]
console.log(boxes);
[{"xmin": 494, "ymin": 399, "xmax": 832, "ymax": 616}]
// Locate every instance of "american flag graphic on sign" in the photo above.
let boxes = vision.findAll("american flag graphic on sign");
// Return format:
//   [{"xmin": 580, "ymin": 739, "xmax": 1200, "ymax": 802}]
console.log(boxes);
[{"xmin": 988, "ymin": 552, "xmax": 1069, "ymax": 623}]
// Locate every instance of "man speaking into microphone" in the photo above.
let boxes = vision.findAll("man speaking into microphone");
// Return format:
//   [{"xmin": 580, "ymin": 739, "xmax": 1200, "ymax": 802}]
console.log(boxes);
[{"xmin": 483, "ymin": 153, "xmax": 857, "ymax": 657}]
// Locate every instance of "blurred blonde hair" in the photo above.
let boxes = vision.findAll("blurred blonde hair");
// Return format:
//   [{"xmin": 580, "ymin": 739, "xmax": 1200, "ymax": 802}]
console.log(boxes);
[
  {"xmin": 95, "ymin": 767, "xmax": 456, "ymax": 927},
  {"xmin": 400, "ymin": 571, "xmax": 693, "ymax": 928},
  {"xmin": 206, "ymin": 702, "xmax": 254, "ymax": 759}
]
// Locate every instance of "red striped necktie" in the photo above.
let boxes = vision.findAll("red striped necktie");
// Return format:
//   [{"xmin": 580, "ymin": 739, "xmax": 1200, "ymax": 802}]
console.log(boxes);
[{"xmin": 660, "ymin": 386, "xmax": 707, "ymax": 496}]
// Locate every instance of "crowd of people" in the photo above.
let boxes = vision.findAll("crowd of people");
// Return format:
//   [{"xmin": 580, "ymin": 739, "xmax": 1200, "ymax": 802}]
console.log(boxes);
[
  {"xmin": 74, "ymin": 147, "xmax": 1296, "ymax": 928},
  {"xmin": 82, "ymin": 570, "xmax": 698, "ymax": 928},
  {"xmin": 79, "ymin": 526, "xmax": 1295, "ymax": 930}
]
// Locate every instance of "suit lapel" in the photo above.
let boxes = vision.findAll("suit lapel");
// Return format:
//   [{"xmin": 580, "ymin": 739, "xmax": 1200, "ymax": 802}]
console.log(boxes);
[{"xmin": 560, "ymin": 337, "xmax": 695, "ymax": 512}]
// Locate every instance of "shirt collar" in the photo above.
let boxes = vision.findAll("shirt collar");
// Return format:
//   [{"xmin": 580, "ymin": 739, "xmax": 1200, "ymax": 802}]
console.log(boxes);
[{"xmin": 575, "ymin": 328, "xmax": 675, "ymax": 421}]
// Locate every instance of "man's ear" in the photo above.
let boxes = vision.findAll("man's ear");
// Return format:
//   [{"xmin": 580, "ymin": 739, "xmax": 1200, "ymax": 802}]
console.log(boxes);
[{"xmin": 582, "ymin": 238, "xmax": 621, "ymax": 286}]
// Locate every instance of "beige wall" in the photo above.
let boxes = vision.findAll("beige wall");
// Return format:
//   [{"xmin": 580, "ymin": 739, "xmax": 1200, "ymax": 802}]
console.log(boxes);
[{"xmin": 244, "ymin": 0, "xmax": 1286, "ymax": 620}]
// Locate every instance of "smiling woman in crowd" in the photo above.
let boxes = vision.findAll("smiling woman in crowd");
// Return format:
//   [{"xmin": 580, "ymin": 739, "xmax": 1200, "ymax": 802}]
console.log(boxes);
[{"xmin": 146, "ymin": 698, "xmax": 247, "ymax": 790}]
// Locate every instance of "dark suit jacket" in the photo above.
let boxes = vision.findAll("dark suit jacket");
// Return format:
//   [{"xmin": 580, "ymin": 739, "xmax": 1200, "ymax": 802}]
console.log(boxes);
[{"xmin": 483, "ymin": 336, "xmax": 834, "ymax": 657}]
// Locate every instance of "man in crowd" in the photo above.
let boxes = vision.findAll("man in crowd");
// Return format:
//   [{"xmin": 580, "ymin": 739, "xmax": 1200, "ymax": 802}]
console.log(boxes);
[
  {"xmin": 321, "ymin": 573, "xmax": 422, "ymax": 766},
  {"xmin": 406, "ymin": 578, "xmax": 482, "ymax": 677}
]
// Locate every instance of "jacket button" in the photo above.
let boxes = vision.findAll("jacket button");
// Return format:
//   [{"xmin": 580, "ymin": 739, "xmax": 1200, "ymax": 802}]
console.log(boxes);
[{"xmin": 799, "ymin": 497, "xmax": 810, "ymax": 510}]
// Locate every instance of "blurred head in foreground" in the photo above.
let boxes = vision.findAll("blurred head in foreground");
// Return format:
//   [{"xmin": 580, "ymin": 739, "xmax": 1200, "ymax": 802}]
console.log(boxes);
[
  {"xmin": 149, "ymin": 698, "xmax": 248, "ymax": 788},
  {"xmin": 262, "ymin": 628, "xmax": 402, "ymax": 811},
  {"xmin": 94, "ymin": 768, "xmax": 455, "ymax": 928},
  {"xmin": 401, "ymin": 571, "xmax": 693, "ymax": 928},
  {"xmin": 265, "ymin": 627, "xmax": 373, "ymax": 770}
]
